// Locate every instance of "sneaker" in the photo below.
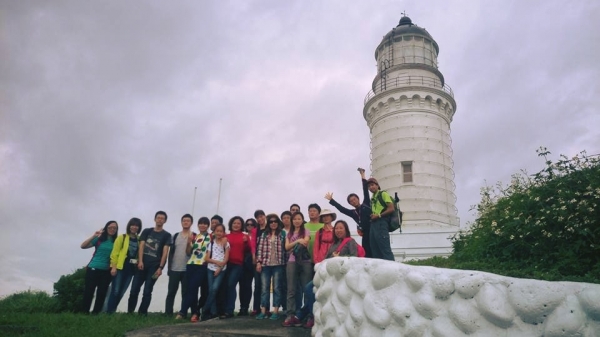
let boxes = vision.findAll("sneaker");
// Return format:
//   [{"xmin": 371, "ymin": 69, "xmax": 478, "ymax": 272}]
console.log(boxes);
[
  {"xmin": 175, "ymin": 313, "xmax": 185, "ymax": 320},
  {"xmin": 282, "ymin": 315, "xmax": 300, "ymax": 327},
  {"xmin": 269, "ymin": 313, "xmax": 280, "ymax": 320},
  {"xmin": 282, "ymin": 317, "xmax": 292, "ymax": 327},
  {"xmin": 255, "ymin": 312, "xmax": 266, "ymax": 320},
  {"xmin": 237, "ymin": 310, "xmax": 249, "ymax": 316},
  {"xmin": 303, "ymin": 317, "xmax": 314, "ymax": 329},
  {"xmin": 190, "ymin": 314, "xmax": 199, "ymax": 323},
  {"xmin": 292, "ymin": 315, "xmax": 303, "ymax": 327},
  {"xmin": 250, "ymin": 310, "xmax": 259, "ymax": 316},
  {"xmin": 220, "ymin": 313, "xmax": 233, "ymax": 319}
]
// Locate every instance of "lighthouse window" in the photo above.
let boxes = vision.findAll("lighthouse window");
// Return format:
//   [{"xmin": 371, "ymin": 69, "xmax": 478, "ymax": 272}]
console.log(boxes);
[{"xmin": 402, "ymin": 162, "xmax": 413, "ymax": 183}]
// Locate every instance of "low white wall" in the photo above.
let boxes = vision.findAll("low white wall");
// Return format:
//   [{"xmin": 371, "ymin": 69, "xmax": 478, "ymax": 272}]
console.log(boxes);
[{"xmin": 312, "ymin": 258, "xmax": 600, "ymax": 337}]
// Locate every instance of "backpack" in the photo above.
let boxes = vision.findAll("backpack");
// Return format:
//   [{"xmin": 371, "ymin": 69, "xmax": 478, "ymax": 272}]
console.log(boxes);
[
  {"xmin": 335, "ymin": 238, "xmax": 366, "ymax": 257},
  {"xmin": 376, "ymin": 191, "xmax": 403, "ymax": 233}
]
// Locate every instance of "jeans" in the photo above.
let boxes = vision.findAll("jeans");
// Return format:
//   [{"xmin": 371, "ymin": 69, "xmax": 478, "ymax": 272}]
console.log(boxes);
[
  {"xmin": 179, "ymin": 264, "xmax": 207, "ymax": 317},
  {"xmin": 285, "ymin": 261, "xmax": 312, "ymax": 316},
  {"xmin": 165, "ymin": 270, "xmax": 187, "ymax": 315},
  {"xmin": 224, "ymin": 263, "xmax": 243, "ymax": 315},
  {"xmin": 203, "ymin": 268, "xmax": 226, "ymax": 316},
  {"xmin": 298, "ymin": 280, "xmax": 315, "ymax": 320},
  {"xmin": 260, "ymin": 265, "xmax": 284, "ymax": 309},
  {"xmin": 82, "ymin": 267, "xmax": 112, "ymax": 314},
  {"xmin": 127, "ymin": 264, "xmax": 159, "ymax": 314},
  {"xmin": 369, "ymin": 218, "xmax": 395, "ymax": 261},
  {"xmin": 106, "ymin": 263, "xmax": 136, "ymax": 313},
  {"xmin": 239, "ymin": 264, "xmax": 254, "ymax": 312}
]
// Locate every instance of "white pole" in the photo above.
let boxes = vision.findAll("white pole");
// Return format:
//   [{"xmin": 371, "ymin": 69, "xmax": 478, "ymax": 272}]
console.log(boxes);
[
  {"xmin": 216, "ymin": 178, "xmax": 223, "ymax": 214},
  {"xmin": 191, "ymin": 187, "xmax": 197, "ymax": 217}
]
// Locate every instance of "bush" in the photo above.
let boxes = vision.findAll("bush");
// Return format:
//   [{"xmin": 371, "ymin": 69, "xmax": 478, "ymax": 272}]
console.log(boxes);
[
  {"xmin": 416, "ymin": 148, "xmax": 600, "ymax": 283},
  {"xmin": 53, "ymin": 267, "xmax": 86, "ymax": 312},
  {"xmin": 0, "ymin": 290, "xmax": 59, "ymax": 314}
]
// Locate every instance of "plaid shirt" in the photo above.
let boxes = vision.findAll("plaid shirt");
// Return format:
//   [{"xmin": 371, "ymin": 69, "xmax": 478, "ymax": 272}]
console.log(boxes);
[{"xmin": 256, "ymin": 231, "xmax": 286, "ymax": 266}]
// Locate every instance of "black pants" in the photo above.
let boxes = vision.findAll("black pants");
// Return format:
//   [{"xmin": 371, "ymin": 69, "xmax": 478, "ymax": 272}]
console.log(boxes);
[
  {"xmin": 239, "ymin": 265, "xmax": 254, "ymax": 312},
  {"xmin": 197, "ymin": 269, "xmax": 209, "ymax": 312},
  {"xmin": 165, "ymin": 271, "xmax": 187, "ymax": 315},
  {"xmin": 82, "ymin": 267, "xmax": 112, "ymax": 314},
  {"xmin": 252, "ymin": 269, "xmax": 264, "ymax": 312},
  {"xmin": 361, "ymin": 224, "xmax": 372, "ymax": 258}
]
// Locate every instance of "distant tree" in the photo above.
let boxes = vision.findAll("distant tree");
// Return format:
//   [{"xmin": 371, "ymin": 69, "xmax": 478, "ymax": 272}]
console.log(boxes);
[
  {"xmin": 451, "ymin": 148, "xmax": 600, "ymax": 282},
  {"xmin": 53, "ymin": 266, "xmax": 86, "ymax": 312}
]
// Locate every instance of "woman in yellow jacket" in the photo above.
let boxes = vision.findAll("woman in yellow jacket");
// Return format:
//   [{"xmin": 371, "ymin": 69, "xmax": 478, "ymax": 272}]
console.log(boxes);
[{"xmin": 106, "ymin": 217, "xmax": 142, "ymax": 313}]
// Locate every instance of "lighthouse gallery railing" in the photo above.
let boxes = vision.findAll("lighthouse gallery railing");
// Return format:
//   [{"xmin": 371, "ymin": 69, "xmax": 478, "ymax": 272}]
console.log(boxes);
[{"xmin": 364, "ymin": 75, "xmax": 454, "ymax": 105}]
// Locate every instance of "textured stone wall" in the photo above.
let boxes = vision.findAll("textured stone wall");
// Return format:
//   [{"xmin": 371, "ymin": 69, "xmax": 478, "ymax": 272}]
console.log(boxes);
[{"xmin": 312, "ymin": 258, "xmax": 600, "ymax": 337}]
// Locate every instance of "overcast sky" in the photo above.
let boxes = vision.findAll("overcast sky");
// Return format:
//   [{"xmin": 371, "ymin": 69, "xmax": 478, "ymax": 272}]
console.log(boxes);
[{"xmin": 1, "ymin": 0, "xmax": 598, "ymax": 312}]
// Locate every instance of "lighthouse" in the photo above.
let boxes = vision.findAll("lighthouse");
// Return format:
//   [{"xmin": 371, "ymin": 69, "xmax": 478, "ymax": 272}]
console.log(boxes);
[{"xmin": 363, "ymin": 15, "xmax": 460, "ymax": 260}]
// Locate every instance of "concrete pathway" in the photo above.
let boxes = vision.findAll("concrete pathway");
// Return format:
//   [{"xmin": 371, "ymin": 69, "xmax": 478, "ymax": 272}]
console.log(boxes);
[{"xmin": 126, "ymin": 316, "xmax": 312, "ymax": 337}]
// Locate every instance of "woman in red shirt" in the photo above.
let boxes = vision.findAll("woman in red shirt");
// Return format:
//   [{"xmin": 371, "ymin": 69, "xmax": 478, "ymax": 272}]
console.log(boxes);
[{"xmin": 223, "ymin": 216, "xmax": 250, "ymax": 318}]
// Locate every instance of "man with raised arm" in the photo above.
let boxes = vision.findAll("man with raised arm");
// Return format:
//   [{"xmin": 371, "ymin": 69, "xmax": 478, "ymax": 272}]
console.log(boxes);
[{"xmin": 324, "ymin": 167, "xmax": 372, "ymax": 257}]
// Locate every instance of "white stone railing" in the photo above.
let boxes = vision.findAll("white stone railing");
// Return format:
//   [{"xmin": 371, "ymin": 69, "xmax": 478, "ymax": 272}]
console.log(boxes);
[{"xmin": 312, "ymin": 258, "xmax": 600, "ymax": 337}]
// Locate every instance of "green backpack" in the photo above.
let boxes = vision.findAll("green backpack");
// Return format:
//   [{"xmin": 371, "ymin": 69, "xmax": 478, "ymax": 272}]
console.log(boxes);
[{"xmin": 376, "ymin": 191, "xmax": 403, "ymax": 233}]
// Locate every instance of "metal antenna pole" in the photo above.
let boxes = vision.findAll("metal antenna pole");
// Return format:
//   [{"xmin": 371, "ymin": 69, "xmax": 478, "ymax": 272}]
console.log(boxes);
[
  {"xmin": 216, "ymin": 178, "xmax": 222, "ymax": 214},
  {"xmin": 191, "ymin": 186, "xmax": 197, "ymax": 216}
]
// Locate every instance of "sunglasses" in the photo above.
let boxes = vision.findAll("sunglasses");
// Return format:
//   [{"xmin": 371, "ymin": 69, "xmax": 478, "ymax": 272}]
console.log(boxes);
[{"xmin": 246, "ymin": 223, "xmax": 255, "ymax": 226}]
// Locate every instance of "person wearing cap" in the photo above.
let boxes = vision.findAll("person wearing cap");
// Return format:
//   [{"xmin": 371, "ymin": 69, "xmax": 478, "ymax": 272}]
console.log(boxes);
[
  {"xmin": 367, "ymin": 178, "xmax": 395, "ymax": 261},
  {"xmin": 312, "ymin": 209, "xmax": 336, "ymax": 264},
  {"xmin": 324, "ymin": 167, "xmax": 372, "ymax": 257}
]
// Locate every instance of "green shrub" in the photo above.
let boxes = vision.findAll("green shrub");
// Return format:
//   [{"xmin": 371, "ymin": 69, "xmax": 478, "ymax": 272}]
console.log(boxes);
[
  {"xmin": 0, "ymin": 290, "xmax": 59, "ymax": 314},
  {"xmin": 53, "ymin": 267, "xmax": 86, "ymax": 312},
  {"xmin": 412, "ymin": 148, "xmax": 600, "ymax": 284}
]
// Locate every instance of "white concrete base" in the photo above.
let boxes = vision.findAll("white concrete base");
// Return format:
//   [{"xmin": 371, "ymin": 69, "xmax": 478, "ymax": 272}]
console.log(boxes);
[{"xmin": 312, "ymin": 258, "xmax": 600, "ymax": 337}]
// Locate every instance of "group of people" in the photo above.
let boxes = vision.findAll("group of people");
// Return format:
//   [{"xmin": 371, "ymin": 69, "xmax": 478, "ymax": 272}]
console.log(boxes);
[{"xmin": 79, "ymin": 168, "xmax": 397, "ymax": 329}]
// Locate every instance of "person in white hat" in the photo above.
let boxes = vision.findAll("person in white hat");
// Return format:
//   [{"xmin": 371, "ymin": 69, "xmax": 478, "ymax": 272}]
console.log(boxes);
[{"xmin": 312, "ymin": 209, "xmax": 336, "ymax": 265}]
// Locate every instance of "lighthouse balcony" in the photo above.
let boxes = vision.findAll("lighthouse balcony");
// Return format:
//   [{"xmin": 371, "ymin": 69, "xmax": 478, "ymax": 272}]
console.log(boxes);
[{"xmin": 364, "ymin": 75, "xmax": 453, "ymax": 104}]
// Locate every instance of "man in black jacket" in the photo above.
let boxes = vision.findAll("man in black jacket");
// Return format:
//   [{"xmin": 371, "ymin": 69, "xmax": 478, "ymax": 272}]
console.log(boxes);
[{"xmin": 324, "ymin": 168, "xmax": 372, "ymax": 257}]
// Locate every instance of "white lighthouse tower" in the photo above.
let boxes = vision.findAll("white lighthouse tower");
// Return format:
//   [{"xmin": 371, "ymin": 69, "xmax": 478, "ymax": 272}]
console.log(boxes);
[{"xmin": 363, "ymin": 15, "xmax": 460, "ymax": 260}]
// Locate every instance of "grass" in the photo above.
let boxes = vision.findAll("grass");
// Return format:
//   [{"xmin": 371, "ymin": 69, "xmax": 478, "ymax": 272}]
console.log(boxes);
[
  {"xmin": 0, "ymin": 291, "xmax": 183, "ymax": 337},
  {"xmin": 0, "ymin": 312, "xmax": 183, "ymax": 337}
]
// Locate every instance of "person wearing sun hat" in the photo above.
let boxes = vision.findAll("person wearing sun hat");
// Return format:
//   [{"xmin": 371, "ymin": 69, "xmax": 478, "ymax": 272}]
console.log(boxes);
[
  {"xmin": 367, "ymin": 177, "xmax": 395, "ymax": 261},
  {"xmin": 312, "ymin": 209, "xmax": 336, "ymax": 264}
]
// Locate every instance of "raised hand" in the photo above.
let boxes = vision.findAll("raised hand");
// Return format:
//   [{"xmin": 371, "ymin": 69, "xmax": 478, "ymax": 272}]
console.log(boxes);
[{"xmin": 325, "ymin": 192, "xmax": 333, "ymax": 201}]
